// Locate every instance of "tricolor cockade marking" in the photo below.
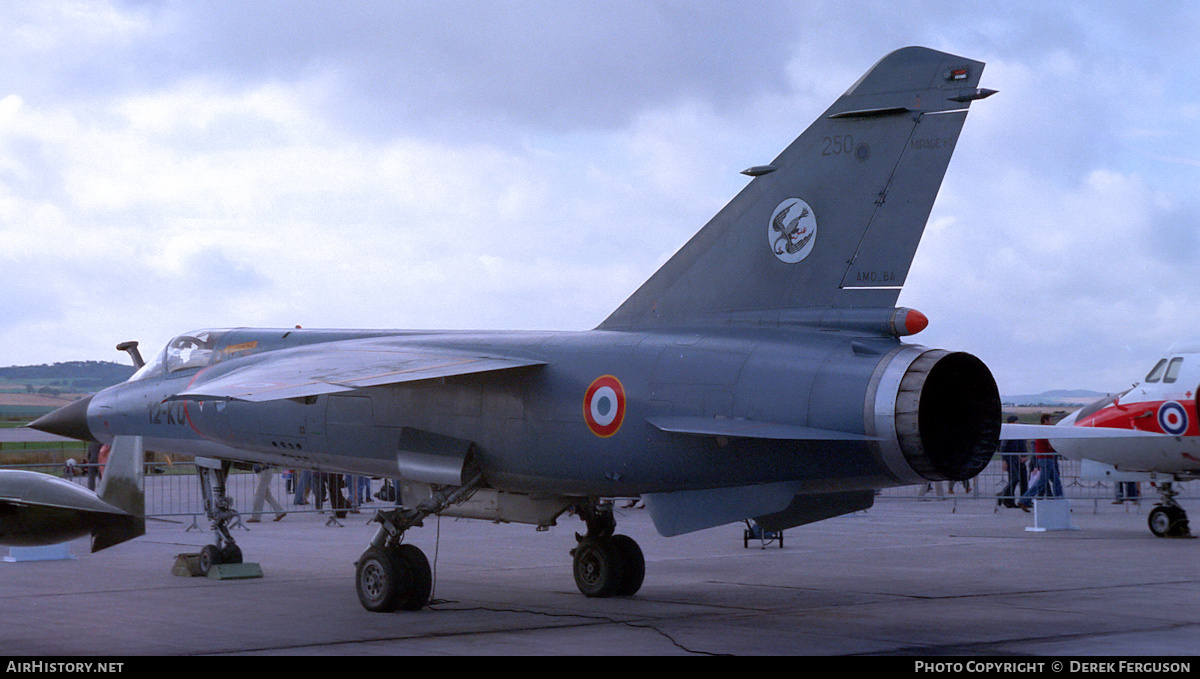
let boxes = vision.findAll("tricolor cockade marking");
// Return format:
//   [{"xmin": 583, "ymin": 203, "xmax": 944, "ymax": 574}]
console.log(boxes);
[{"xmin": 584, "ymin": 375, "xmax": 626, "ymax": 438}]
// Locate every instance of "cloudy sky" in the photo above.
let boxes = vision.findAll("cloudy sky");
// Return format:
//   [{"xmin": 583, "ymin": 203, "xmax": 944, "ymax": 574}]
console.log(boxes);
[{"xmin": 2, "ymin": 1, "xmax": 1199, "ymax": 396}]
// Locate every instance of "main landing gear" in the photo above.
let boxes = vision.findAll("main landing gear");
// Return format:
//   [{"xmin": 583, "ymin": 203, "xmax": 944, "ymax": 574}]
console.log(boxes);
[
  {"xmin": 352, "ymin": 485, "xmax": 647, "ymax": 612},
  {"xmin": 194, "ymin": 458, "xmax": 243, "ymax": 575},
  {"xmin": 1148, "ymin": 482, "xmax": 1192, "ymax": 538},
  {"xmin": 355, "ymin": 471, "xmax": 484, "ymax": 612},
  {"xmin": 571, "ymin": 501, "xmax": 645, "ymax": 598},
  {"xmin": 356, "ymin": 543, "xmax": 432, "ymax": 612}
]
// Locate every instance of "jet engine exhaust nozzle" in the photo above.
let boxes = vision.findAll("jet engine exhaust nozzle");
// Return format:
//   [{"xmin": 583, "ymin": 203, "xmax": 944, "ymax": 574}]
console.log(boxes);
[{"xmin": 871, "ymin": 348, "xmax": 1000, "ymax": 484}]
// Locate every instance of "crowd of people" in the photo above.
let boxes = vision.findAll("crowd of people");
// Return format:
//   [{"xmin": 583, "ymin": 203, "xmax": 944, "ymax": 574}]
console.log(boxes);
[
  {"xmin": 994, "ymin": 413, "xmax": 1066, "ymax": 511},
  {"xmin": 915, "ymin": 412, "xmax": 1140, "ymax": 509}
]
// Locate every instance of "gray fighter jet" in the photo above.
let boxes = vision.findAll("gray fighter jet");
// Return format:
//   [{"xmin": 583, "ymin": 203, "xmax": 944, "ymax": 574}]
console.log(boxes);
[{"xmin": 29, "ymin": 47, "xmax": 999, "ymax": 612}]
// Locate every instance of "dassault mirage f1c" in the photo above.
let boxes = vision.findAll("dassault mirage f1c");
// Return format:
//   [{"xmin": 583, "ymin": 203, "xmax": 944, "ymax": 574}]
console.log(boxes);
[{"xmin": 30, "ymin": 47, "xmax": 1000, "ymax": 612}]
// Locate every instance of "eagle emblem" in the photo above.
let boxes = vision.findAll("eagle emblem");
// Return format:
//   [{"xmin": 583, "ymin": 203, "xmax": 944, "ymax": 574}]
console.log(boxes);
[{"xmin": 769, "ymin": 198, "xmax": 817, "ymax": 263}]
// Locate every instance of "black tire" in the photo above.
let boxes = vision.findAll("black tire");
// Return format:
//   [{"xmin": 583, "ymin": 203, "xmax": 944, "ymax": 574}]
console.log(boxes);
[
  {"xmin": 1149, "ymin": 506, "xmax": 1189, "ymax": 538},
  {"xmin": 610, "ymin": 534, "xmax": 645, "ymax": 597},
  {"xmin": 356, "ymin": 546, "xmax": 411, "ymax": 612},
  {"xmin": 198, "ymin": 544, "xmax": 222, "ymax": 576},
  {"xmin": 573, "ymin": 537, "xmax": 623, "ymax": 597},
  {"xmin": 395, "ymin": 544, "xmax": 432, "ymax": 611},
  {"xmin": 222, "ymin": 543, "xmax": 243, "ymax": 565}
]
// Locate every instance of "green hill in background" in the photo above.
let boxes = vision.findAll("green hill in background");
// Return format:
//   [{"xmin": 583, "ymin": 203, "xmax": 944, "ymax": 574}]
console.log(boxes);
[{"xmin": 0, "ymin": 361, "xmax": 135, "ymax": 393}]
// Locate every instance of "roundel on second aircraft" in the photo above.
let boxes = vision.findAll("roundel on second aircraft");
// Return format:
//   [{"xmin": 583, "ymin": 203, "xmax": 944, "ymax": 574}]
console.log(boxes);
[
  {"xmin": 584, "ymin": 375, "xmax": 626, "ymax": 438},
  {"xmin": 1157, "ymin": 401, "xmax": 1189, "ymax": 436}
]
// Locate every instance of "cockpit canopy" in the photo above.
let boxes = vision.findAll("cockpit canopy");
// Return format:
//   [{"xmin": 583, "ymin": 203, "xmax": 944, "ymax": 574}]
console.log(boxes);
[
  {"xmin": 129, "ymin": 330, "xmax": 231, "ymax": 381},
  {"xmin": 124, "ymin": 327, "xmax": 400, "ymax": 383},
  {"xmin": 1145, "ymin": 356, "xmax": 1185, "ymax": 385}
]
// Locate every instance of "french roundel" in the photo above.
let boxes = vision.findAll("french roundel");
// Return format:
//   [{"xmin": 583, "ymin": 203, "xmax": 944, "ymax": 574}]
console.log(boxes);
[
  {"xmin": 1157, "ymin": 401, "xmax": 1189, "ymax": 436},
  {"xmin": 584, "ymin": 375, "xmax": 626, "ymax": 438}
]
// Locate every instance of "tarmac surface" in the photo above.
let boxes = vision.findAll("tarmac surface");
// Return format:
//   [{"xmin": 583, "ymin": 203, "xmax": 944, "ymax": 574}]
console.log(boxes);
[{"xmin": 2, "ymin": 490, "xmax": 1198, "ymax": 657}]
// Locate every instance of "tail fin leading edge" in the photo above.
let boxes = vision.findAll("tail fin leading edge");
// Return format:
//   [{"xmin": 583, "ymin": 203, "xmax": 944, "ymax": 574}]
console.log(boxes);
[
  {"xmin": 92, "ymin": 435, "xmax": 145, "ymax": 552},
  {"xmin": 600, "ymin": 47, "xmax": 992, "ymax": 330}
]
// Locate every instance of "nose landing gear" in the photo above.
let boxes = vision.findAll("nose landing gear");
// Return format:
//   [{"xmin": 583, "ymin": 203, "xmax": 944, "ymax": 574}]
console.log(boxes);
[
  {"xmin": 1148, "ymin": 482, "xmax": 1191, "ymax": 538},
  {"xmin": 194, "ymin": 458, "xmax": 244, "ymax": 576}
]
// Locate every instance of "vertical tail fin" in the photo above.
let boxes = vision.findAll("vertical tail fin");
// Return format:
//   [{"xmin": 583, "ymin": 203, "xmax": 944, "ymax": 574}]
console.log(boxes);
[
  {"xmin": 600, "ymin": 47, "xmax": 993, "ymax": 330},
  {"xmin": 92, "ymin": 435, "xmax": 145, "ymax": 552}
]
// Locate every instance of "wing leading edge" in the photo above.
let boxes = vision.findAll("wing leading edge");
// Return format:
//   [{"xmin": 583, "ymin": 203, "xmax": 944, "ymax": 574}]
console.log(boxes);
[
  {"xmin": 170, "ymin": 339, "xmax": 546, "ymax": 403},
  {"xmin": 1000, "ymin": 423, "xmax": 1168, "ymax": 440}
]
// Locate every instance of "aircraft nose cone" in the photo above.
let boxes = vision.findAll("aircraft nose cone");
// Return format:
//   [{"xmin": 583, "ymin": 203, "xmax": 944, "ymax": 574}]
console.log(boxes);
[{"xmin": 27, "ymin": 395, "xmax": 96, "ymax": 442}]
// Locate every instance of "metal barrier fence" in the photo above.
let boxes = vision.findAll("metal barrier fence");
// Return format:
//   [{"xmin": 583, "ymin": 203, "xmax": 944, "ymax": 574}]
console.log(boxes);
[
  {"xmin": 878, "ymin": 458, "xmax": 1197, "ymax": 507},
  {"xmin": 2, "ymin": 463, "xmax": 391, "ymax": 521},
  {"xmin": 4, "ymin": 457, "xmax": 1195, "ymax": 522}
]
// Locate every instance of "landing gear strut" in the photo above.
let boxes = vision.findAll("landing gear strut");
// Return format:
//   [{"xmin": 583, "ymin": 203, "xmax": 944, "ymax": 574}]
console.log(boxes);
[
  {"xmin": 195, "ymin": 458, "xmax": 243, "ymax": 574},
  {"xmin": 1148, "ymin": 482, "xmax": 1192, "ymax": 538},
  {"xmin": 571, "ymin": 501, "xmax": 645, "ymax": 598},
  {"xmin": 354, "ymin": 471, "xmax": 484, "ymax": 612}
]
